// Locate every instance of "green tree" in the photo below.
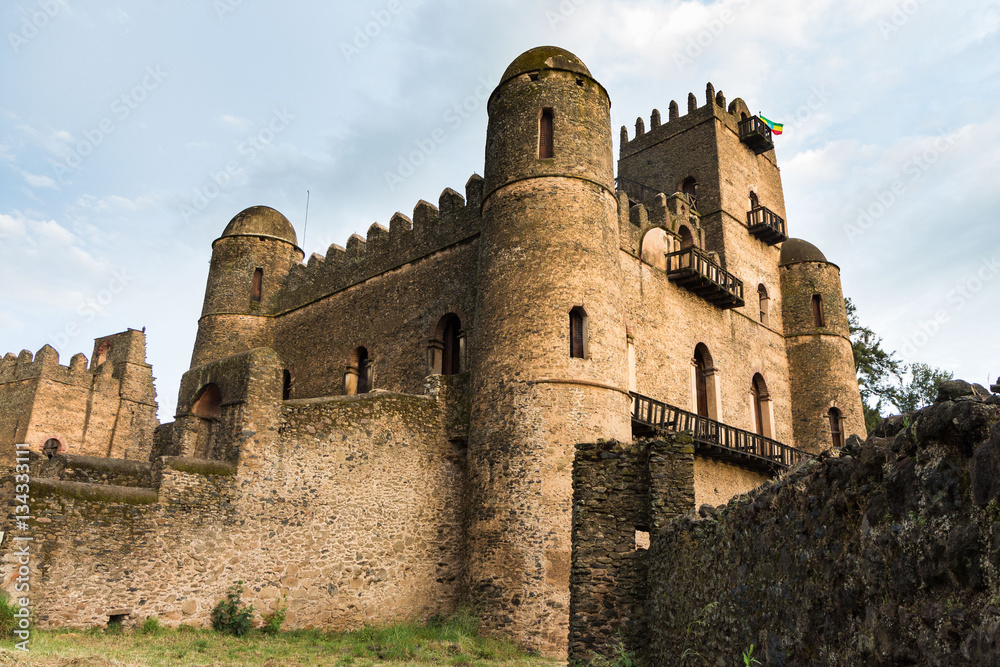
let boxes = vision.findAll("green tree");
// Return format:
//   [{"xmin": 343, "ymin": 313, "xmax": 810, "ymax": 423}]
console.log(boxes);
[
  {"xmin": 846, "ymin": 298, "xmax": 955, "ymax": 428},
  {"xmin": 845, "ymin": 298, "xmax": 904, "ymax": 431},
  {"xmin": 892, "ymin": 362, "xmax": 954, "ymax": 414}
]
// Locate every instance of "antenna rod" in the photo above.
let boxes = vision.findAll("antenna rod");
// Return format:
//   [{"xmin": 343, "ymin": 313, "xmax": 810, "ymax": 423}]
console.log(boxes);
[{"xmin": 303, "ymin": 190, "xmax": 310, "ymax": 249}]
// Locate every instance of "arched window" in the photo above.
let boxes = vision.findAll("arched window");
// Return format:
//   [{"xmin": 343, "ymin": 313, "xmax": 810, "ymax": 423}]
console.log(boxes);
[
  {"xmin": 191, "ymin": 384, "xmax": 222, "ymax": 419},
  {"xmin": 43, "ymin": 438, "xmax": 61, "ymax": 459},
  {"xmin": 251, "ymin": 268, "xmax": 264, "ymax": 302},
  {"xmin": 691, "ymin": 343, "xmax": 719, "ymax": 420},
  {"xmin": 828, "ymin": 407, "xmax": 843, "ymax": 448},
  {"xmin": 757, "ymin": 284, "xmax": 770, "ymax": 326},
  {"xmin": 681, "ymin": 176, "xmax": 698, "ymax": 208},
  {"xmin": 430, "ymin": 314, "xmax": 463, "ymax": 375},
  {"xmin": 569, "ymin": 307, "xmax": 588, "ymax": 359},
  {"xmin": 678, "ymin": 225, "xmax": 694, "ymax": 251},
  {"xmin": 282, "ymin": 369, "xmax": 292, "ymax": 400},
  {"xmin": 749, "ymin": 190, "xmax": 759, "ymax": 209},
  {"xmin": 750, "ymin": 374, "xmax": 773, "ymax": 438},
  {"xmin": 812, "ymin": 294, "xmax": 825, "ymax": 328},
  {"xmin": 539, "ymin": 108, "xmax": 554, "ymax": 159},
  {"xmin": 346, "ymin": 347, "xmax": 372, "ymax": 395}
]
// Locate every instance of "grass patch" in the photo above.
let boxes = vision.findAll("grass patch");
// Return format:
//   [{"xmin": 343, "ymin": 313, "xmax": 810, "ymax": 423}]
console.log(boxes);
[{"xmin": 0, "ymin": 609, "xmax": 557, "ymax": 666}]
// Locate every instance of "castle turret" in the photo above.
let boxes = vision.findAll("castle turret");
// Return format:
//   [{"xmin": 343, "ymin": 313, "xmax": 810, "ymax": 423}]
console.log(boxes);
[
  {"xmin": 779, "ymin": 238, "xmax": 866, "ymax": 451},
  {"xmin": 190, "ymin": 206, "xmax": 303, "ymax": 368},
  {"xmin": 467, "ymin": 46, "xmax": 631, "ymax": 657}
]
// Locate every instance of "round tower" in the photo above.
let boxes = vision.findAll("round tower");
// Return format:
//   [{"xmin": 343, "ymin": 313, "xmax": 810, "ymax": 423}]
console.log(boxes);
[
  {"xmin": 467, "ymin": 46, "xmax": 631, "ymax": 657},
  {"xmin": 190, "ymin": 206, "xmax": 303, "ymax": 368},
  {"xmin": 779, "ymin": 238, "xmax": 866, "ymax": 452}
]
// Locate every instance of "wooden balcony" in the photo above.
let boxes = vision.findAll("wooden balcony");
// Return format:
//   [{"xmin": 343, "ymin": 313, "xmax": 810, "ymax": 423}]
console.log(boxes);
[
  {"xmin": 630, "ymin": 393, "xmax": 812, "ymax": 474},
  {"xmin": 738, "ymin": 115, "xmax": 774, "ymax": 154},
  {"xmin": 746, "ymin": 206, "xmax": 787, "ymax": 245},
  {"xmin": 665, "ymin": 247, "xmax": 744, "ymax": 309}
]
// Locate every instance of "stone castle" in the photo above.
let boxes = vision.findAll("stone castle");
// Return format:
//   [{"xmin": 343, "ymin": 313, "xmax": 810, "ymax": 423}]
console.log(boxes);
[{"xmin": 1, "ymin": 46, "xmax": 866, "ymax": 659}]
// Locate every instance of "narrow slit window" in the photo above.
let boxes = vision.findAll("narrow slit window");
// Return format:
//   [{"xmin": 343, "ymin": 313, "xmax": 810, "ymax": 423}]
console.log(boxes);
[
  {"xmin": 829, "ymin": 407, "xmax": 843, "ymax": 448},
  {"xmin": 812, "ymin": 294, "xmax": 825, "ymax": 328},
  {"xmin": 539, "ymin": 108, "xmax": 554, "ymax": 159},
  {"xmin": 758, "ymin": 284, "xmax": 769, "ymax": 326},
  {"xmin": 569, "ymin": 307, "xmax": 587, "ymax": 359},
  {"xmin": 251, "ymin": 268, "xmax": 264, "ymax": 302},
  {"xmin": 282, "ymin": 369, "xmax": 292, "ymax": 400}
]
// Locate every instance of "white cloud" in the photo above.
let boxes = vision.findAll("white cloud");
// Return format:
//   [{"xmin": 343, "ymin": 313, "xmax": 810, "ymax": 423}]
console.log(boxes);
[
  {"xmin": 21, "ymin": 170, "xmax": 57, "ymax": 189},
  {"xmin": 221, "ymin": 115, "xmax": 254, "ymax": 131}
]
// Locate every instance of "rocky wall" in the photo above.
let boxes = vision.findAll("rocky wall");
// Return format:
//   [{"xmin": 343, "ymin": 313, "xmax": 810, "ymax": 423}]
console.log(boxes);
[{"xmin": 647, "ymin": 382, "xmax": 1000, "ymax": 666}]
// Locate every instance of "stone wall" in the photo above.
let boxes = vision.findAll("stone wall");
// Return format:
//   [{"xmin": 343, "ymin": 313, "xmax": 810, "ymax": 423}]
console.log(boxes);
[
  {"xmin": 1, "ymin": 389, "xmax": 466, "ymax": 632},
  {"xmin": 646, "ymin": 383, "xmax": 1000, "ymax": 666},
  {"xmin": 569, "ymin": 436, "xmax": 696, "ymax": 662}
]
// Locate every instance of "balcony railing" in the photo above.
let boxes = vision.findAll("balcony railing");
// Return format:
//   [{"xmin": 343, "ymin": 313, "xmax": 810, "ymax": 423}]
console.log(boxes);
[
  {"xmin": 665, "ymin": 246, "xmax": 744, "ymax": 309},
  {"xmin": 738, "ymin": 116, "xmax": 774, "ymax": 155},
  {"xmin": 630, "ymin": 392, "xmax": 812, "ymax": 474},
  {"xmin": 746, "ymin": 206, "xmax": 787, "ymax": 245}
]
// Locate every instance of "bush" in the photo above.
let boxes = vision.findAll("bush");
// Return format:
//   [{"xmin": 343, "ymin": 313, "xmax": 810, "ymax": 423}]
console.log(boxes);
[
  {"xmin": 139, "ymin": 616, "xmax": 164, "ymax": 635},
  {"xmin": 261, "ymin": 596, "xmax": 287, "ymax": 635},
  {"xmin": 210, "ymin": 581, "xmax": 255, "ymax": 637},
  {"xmin": 0, "ymin": 591, "xmax": 18, "ymax": 637}
]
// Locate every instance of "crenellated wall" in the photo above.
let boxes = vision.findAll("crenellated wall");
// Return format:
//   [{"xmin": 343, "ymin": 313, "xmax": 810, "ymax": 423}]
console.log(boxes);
[{"xmin": 0, "ymin": 330, "xmax": 158, "ymax": 464}]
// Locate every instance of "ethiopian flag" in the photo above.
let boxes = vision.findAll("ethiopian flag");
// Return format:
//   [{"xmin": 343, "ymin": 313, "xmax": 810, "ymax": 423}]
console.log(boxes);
[{"xmin": 760, "ymin": 114, "xmax": 783, "ymax": 135}]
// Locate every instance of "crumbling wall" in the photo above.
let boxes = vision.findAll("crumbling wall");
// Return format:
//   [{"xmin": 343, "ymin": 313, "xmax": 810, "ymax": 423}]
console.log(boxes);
[
  {"xmin": 647, "ymin": 382, "xmax": 1000, "ymax": 666},
  {"xmin": 569, "ymin": 436, "xmax": 696, "ymax": 662}
]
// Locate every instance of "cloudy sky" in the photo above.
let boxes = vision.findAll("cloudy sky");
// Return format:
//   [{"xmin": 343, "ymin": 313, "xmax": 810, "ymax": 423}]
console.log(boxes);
[{"xmin": 2, "ymin": 0, "xmax": 998, "ymax": 420}]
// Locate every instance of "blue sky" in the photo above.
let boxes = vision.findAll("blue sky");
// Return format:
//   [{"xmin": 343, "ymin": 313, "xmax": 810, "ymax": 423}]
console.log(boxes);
[{"xmin": 2, "ymin": 0, "xmax": 998, "ymax": 420}]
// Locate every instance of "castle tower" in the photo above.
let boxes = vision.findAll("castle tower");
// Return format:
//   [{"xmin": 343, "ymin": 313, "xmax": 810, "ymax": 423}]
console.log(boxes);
[
  {"xmin": 467, "ymin": 46, "xmax": 631, "ymax": 657},
  {"xmin": 617, "ymin": 89, "xmax": 787, "ymax": 327},
  {"xmin": 190, "ymin": 206, "xmax": 303, "ymax": 369},
  {"xmin": 779, "ymin": 238, "xmax": 866, "ymax": 451}
]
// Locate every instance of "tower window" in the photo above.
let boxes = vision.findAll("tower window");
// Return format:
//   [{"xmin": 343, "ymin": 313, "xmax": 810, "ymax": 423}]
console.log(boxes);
[
  {"xmin": 251, "ymin": 268, "xmax": 263, "ymax": 302},
  {"xmin": 539, "ymin": 108, "xmax": 554, "ymax": 159},
  {"xmin": 828, "ymin": 407, "xmax": 843, "ymax": 448},
  {"xmin": 681, "ymin": 177, "xmax": 698, "ymax": 208},
  {"xmin": 812, "ymin": 294, "xmax": 825, "ymax": 328},
  {"xmin": 282, "ymin": 369, "xmax": 292, "ymax": 400},
  {"xmin": 678, "ymin": 225, "xmax": 694, "ymax": 251},
  {"xmin": 569, "ymin": 306, "xmax": 588, "ymax": 359},
  {"xmin": 442, "ymin": 316, "xmax": 462, "ymax": 375},
  {"xmin": 751, "ymin": 374, "xmax": 772, "ymax": 438},
  {"xmin": 757, "ymin": 284, "xmax": 770, "ymax": 326},
  {"xmin": 749, "ymin": 190, "xmax": 759, "ymax": 209}
]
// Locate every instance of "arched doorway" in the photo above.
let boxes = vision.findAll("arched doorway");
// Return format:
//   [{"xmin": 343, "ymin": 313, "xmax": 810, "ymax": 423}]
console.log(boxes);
[
  {"xmin": 191, "ymin": 383, "xmax": 222, "ymax": 458},
  {"xmin": 346, "ymin": 347, "xmax": 373, "ymax": 395},
  {"xmin": 828, "ymin": 407, "xmax": 843, "ymax": 448},
  {"xmin": 750, "ymin": 374, "xmax": 773, "ymax": 438},
  {"xmin": 691, "ymin": 344, "xmax": 718, "ymax": 420}
]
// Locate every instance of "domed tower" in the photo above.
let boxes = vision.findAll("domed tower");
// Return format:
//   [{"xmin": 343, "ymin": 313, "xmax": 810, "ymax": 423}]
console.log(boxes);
[
  {"xmin": 467, "ymin": 47, "xmax": 631, "ymax": 657},
  {"xmin": 190, "ymin": 206, "xmax": 303, "ymax": 368},
  {"xmin": 780, "ymin": 238, "xmax": 866, "ymax": 452}
]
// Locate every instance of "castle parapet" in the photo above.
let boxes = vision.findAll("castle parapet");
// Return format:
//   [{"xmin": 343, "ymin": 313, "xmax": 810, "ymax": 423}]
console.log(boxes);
[
  {"xmin": 619, "ymin": 83, "xmax": 759, "ymax": 160},
  {"xmin": 279, "ymin": 175, "xmax": 483, "ymax": 309}
]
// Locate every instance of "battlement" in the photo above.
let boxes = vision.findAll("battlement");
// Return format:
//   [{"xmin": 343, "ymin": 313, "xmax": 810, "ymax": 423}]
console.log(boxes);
[
  {"xmin": 619, "ymin": 82, "xmax": 756, "ymax": 159},
  {"xmin": 278, "ymin": 174, "xmax": 483, "ymax": 310},
  {"xmin": 616, "ymin": 190, "xmax": 707, "ymax": 260},
  {"xmin": 0, "ymin": 344, "xmax": 118, "ymax": 392}
]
